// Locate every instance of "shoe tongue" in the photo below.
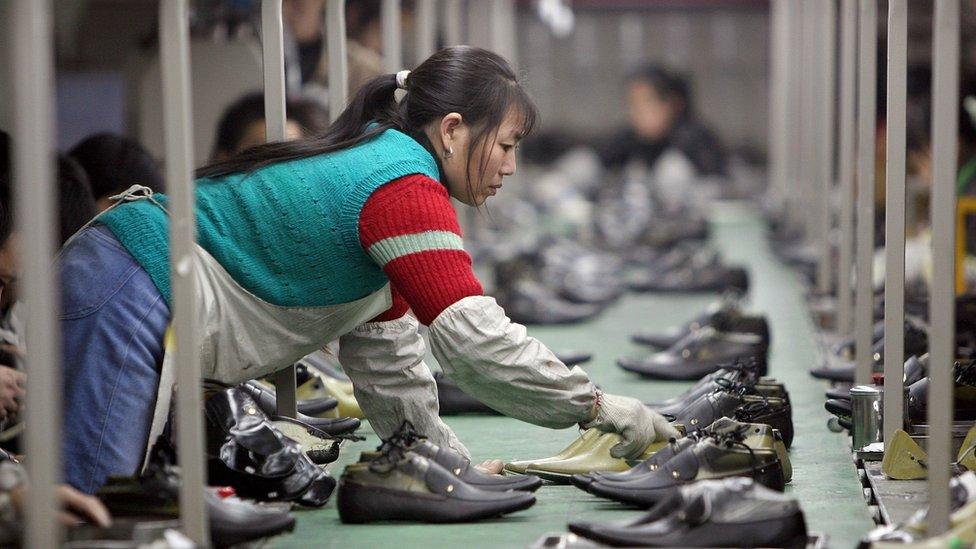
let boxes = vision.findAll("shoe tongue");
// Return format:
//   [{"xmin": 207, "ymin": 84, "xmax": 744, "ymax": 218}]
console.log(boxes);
[{"xmin": 678, "ymin": 491, "xmax": 710, "ymax": 525}]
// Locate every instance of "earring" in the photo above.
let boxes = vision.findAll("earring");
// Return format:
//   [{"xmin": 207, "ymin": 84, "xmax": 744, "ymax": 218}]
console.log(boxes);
[{"xmin": 445, "ymin": 147, "xmax": 454, "ymax": 159}]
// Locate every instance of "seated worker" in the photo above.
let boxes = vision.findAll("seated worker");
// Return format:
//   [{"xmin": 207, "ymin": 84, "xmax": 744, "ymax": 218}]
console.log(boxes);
[
  {"xmin": 57, "ymin": 46, "xmax": 678, "ymax": 493},
  {"xmin": 69, "ymin": 133, "xmax": 165, "ymax": 213},
  {"xmin": 210, "ymin": 91, "xmax": 330, "ymax": 161},
  {"xmin": 599, "ymin": 65, "xmax": 728, "ymax": 178}
]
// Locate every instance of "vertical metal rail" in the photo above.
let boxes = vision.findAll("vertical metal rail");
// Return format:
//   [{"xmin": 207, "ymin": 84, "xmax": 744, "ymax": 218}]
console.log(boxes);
[
  {"xmin": 927, "ymin": 0, "xmax": 960, "ymax": 534},
  {"xmin": 837, "ymin": 0, "xmax": 858, "ymax": 336},
  {"xmin": 326, "ymin": 0, "xmax": 349, "ymax": 121},
  {"xmin": 490, "ymin": 0, "xmax": 517, "ymax": 67},
  {"xmin": 882, "ymin": 0, "xmax": 907, "ymax": 445},
  {"xmin": 768, "ymin": 0, "xmax": 789, "ymax": 210},
  {"xmin": 160, "ymin": 1, "xmax": 209, "ymax": 543},
  {"xmin": 786, "ymin": 1, "xmax": 804, "ymax": 233},
  {"xmin": 816, "ymin": 0, "xmax": 837, "ymax": 296},
  {"xmin": 382, "ymin": 0, "xmax": 402, "ymax": 73},
  {"xmin": 854, "ymin": 0, "xmax": 878, "ymax": 386},
  {"xmin": 416, "ymin": 0, "xmax": 437, "ymax": 62},
  {"xmin": 798, "ymin": 0, "xmax": 817, "ymax": 242},
  {"xmin": 443, "ymin": 0, "xmax": 464, "ymax": 47},
  {"xmin": 262, "ymin": 0, "xmax": 299, "ymax": 419},
  {"xmin": 11, "ymin": 1, "xmax": 60, "ymax": 547}
]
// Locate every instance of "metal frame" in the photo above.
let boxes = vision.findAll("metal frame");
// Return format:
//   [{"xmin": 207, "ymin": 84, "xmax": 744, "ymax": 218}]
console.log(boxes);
[
  {"xmin": 816, "ymin": 0, "xmax": 837, "ymax": 296},
  {"xmin": 442, "ymin": 0, "xmax": 464, "ymax": 47},
  {"xmin": 416, "ymin": 0, "xmax": 438, "ymax": 62},
  {"xmin": 854, "ymin": 0, "xmax": 878, "ymax": 386},
  {"xmin": 785, "ymin": 1, "xmax": 804, "ymax": 233},
  {"xmin": 159, "ymin": 0, "xmax": 209, "ymax": 543},
  {"xmin": 327, "ymin": 0, "xmax": 349, "ymax": 120},
  {"xmin": 882, "ymin": 0, "xmax": 907, "ymax": 445},
  {"xmin": 837, "ymin": 0, "xmax": 858, "ymax": 336},
  {"xmin": 382, "ymin": 0, "xmax": 403, "ymax": 72},
  {"xmin": 927, "ymin": 0, "xmax": 960, "ymax": 534},
  {"xmin": 261, "ymin": 0, "xmax": 299, "ymax": 419},
  {"xmin": 11, "ymin": 1, "xmax": 61, "ymax": 546},
  {"xmin": 798, "ymin": 0, "xmax": 817, "ymax": 242},
  {"xmin": 767, "ymin": 0, "xmax": 789, "ymax": 213}
]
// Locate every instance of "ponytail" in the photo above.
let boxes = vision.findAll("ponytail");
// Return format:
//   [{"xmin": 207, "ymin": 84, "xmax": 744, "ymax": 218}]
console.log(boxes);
[{"xmin": 196, "ymin": 46, "xmax": 537, "ymax": 184}]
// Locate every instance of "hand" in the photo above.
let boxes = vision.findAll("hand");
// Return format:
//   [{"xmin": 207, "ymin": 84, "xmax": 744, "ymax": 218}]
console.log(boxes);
[
  {"xmin": 584, "ymin": 393, "xmax": 681, "ymax": 459},
  {"xmin": 10, "ymin": 484, "xmax": 112, "ymax": 528},
  {"xmin": 0, "ymin": 366, "xmax": 25, "ymax": 421},
  {"xmin": 473, "ymin": 459, "xmax": 504, "ymax": 475}
]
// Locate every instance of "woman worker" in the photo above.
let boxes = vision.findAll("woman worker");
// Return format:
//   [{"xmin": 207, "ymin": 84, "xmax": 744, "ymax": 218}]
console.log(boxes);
[{"xmin": 59, "ymin": 46, "xmax": 678, "ymax": 493}]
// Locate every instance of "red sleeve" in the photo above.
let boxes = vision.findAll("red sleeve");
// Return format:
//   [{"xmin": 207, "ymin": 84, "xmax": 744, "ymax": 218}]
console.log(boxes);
[{"xmin": 360, "ymin": 174, "xmax": 483, "ymax": 325}]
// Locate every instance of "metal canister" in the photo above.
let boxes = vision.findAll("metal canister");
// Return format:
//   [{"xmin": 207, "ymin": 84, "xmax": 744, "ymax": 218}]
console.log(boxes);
[{"xmin": 850, "ymin": 385, "xmax": 883, "ymax": 450}]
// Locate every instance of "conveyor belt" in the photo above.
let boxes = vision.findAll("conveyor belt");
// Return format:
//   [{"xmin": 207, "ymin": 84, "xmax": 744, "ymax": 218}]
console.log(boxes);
[{"xmin": 273, "ymin": 205, "xmax": 875, "ymax": 548}]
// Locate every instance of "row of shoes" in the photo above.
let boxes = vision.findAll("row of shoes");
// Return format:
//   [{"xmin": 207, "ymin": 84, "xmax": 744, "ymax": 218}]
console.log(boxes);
[
  {"xmin": 810, "ymin": 317, "xmax": 929, "ymax": 384},
  {"xmin": 625, "ymin": 242, "xmax": 750, "ymax": 294},
  {"xmin": 619, "ymin": 296, "xmax": 771, "ymax": 381},
  {"xmin": 337, "ymin": 422, "xmax": 540, "ymax": 523},
  {"xmin": 505, "ymin": 359, "xmax": 794, "ymax": 481}
]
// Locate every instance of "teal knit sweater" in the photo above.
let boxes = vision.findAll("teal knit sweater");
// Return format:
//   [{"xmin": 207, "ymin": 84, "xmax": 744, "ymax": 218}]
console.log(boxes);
[{"xmin": 98, "ymin": 129, "xmax": 440, "ymax": 307}]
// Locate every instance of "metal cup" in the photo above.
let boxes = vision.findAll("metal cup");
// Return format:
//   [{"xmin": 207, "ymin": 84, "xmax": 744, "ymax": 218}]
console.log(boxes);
[{"xmin": 850, "ymin": 385, "xmax": 883, "ymax": 450}]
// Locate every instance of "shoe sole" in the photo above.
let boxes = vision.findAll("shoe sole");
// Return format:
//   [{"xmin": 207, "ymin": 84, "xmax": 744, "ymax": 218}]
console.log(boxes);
[{"xmin": 337, "ymin": 483, "xmax": 535, "ymax": 523}]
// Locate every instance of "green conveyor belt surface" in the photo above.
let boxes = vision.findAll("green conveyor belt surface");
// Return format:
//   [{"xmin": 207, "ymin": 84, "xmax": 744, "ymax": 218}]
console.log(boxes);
[{"xmin": 273, "ymin": 205, "xmax": 875, "ymax": 548}]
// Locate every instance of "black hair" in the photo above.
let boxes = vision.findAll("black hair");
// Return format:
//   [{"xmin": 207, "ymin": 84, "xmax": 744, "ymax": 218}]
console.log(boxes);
[
  {"xmin": 68, "ymin": 133, "xmax": 164, "ymax": 201},
  {"xmin": 198, "ymin": 46, "xmax": 538, "ymax": 203},
  {"xmin": 210, "ymin": 92, "xmax": 333, "ymax": 160},
  {"xmin": 0, "ymin": 131, "xmax": 98, "ymax": 246},
  {"xmin": 626, "ymin": 65, "xmax": 684, "ymax": 104}
]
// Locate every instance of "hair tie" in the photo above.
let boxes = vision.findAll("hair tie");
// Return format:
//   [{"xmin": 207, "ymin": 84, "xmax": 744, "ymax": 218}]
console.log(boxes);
[{"xmin": 396, "ymin": 70, "xmax": 411, "ymax": 90}]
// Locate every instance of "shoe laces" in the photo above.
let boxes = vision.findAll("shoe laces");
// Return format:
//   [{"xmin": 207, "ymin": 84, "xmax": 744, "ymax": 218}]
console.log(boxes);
[
  {"xmin": 733, "ymin": 398, "xmax": 773, "ymax": 422},
  {"xmin": 372, "ymin": 421, "xmax": 426, "ymax": 470},
  {"xmin": 715, "ymin": 429, "xmax": 762, "ymax": 473},
  {"xmin": 955, "ymin": 360, "xmax": 976, "ymax": 387}
]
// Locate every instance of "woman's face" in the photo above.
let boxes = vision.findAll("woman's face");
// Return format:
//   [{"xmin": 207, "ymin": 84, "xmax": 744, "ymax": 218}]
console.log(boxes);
[
  {"xmin": 431, "ymin": 109, "xmax": 522, "ymax": 206},
  {"xmin": 627, "ymin": 80, "xmax": 676, "ymax": 142}
]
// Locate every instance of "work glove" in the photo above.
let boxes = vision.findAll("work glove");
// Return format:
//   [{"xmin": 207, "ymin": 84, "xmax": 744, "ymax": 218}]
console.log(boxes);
[{"xmin": 583, "ymin": 393, "xmax": 681, "ymax": 459}]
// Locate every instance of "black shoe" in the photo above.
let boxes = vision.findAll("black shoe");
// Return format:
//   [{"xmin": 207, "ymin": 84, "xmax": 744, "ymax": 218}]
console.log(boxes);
[
  {"xmin": 271, "ymin": 414, "xmax": 360, "ymax": 437},
  {"xmin": 618, "ymin": 328, "xmax": 768, "ymax": 381},
  {"xmin": 908, "ymin": 359, "xmax": 976, "ymax": 421},
  {"xmin": 570, "ymin": 436, "xmax": 695, "ymax": 492},
  {"xmin": 646, "ymin": 359, "xmax": 763, "ymax": 413},
  {"xmin": 825, "ymin": 385, "xmax": 852, "ymax": 401},
  {"xmin": 570, "ymin": 477, "xmax": 807, "ymax": 548},
  {"xmin": 632, "ymin": 302, "xmax": 769, "ymax": 350},
  {"xmin": 586, "ymin": 429, "xmax": 784, "ymax": 508},
  {"xmin": 630, "ymin": 265, "xmax": 749, "ymax": 294},
  {"xmin": 495, "ymin": 279, "xmax": 603, "ymax": 325},
  {"xmin": 337, "ymin": 442, "xmax": 535, "ymax": 523},
  {"xmin": 435, "ymin": 371, "xmax": 502, "ymax": 416},
  {"xmin": 554, "ymin": 350, "xmax": 593, "ymax": 367}
]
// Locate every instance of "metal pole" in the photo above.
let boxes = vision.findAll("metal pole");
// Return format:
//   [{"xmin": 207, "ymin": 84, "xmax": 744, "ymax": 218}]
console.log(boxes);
[
  {"xmin": 382, "ymin": 0, "xmax": 402, "ymax": 72},
  {"xmin": 261, "ymin": 0, "xmax": 299, "ymax": 419},
  {"xmin": 882, "ymin": 0, "xmax": 907, "ymax": 445},
  {"xmin": 854, "ymin": 0, "xmax": 877, "ymax": 386},
  {"xmin": 490, "ymin": 0, "xmax": 517, "ymax": 67},
  {"xmin": 816, "ymin": 0, "xmax": 837, "ymax": 296},
  {"xmin": 768, "ymin": 0, "xmax": 789, "ymax": 209},
  {"xmin": 11, "ymin": 1, "xmax": 60, "ymax": 547},
  {"xmin": 159, "ymin": 1, "xmax": 209, "ymax": 543},
  {"xmin": 443, "ymin": 0, "xmax": 464, "ymax": 47},
  {"xmin": 326, "ymin": 0, "xmax": 348, "ymax": 121},
  {"xmin": 786, "ymin": 1, "xmax": 804, "ymax": 233},
  {"xmin": 927, "ymin": 0, "xmax": 960, "ymax": 534},
  {"xmin": 837, "ymin": 0, "xmax": 858, "ymax": 335},
  {"xmin": 416, "ymin": 0, "xmax": 437, "ymax": 63},
  {"xmin": 799, "ymin": 0, "xmax": 817, "ymax": 242}
]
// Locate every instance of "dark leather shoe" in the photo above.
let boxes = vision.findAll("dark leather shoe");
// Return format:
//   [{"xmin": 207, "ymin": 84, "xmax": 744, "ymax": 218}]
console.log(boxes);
[
  {"xmin": 631, "ymin": 262, "xmax": 749, "ymax": 293},
  {"xmin": 337, "ymin": 452, "xmax": 535, "ymax": 523},
  {"xmin": 618, "ymin": 327, "xmax": 768, "ymax": 381},
  {"xmin": 570, "ymin": 477, "xmax": 807, "ymax": 548},
  {"xmin": 646, "ymin": 360, "xmax": 763, "ymax": 412},
  {"xmin": 435, "ymin": 371, "xmax": 502, "ymax": 416},
  {"xmin": 586, "ymin": 428, "xmax": 785, "ymax": 508},
  {"xmin": 907, "ymin": 360, "xmax": 976, "ymax": 421},
  {"xmin": 632, "ymin": 303, "xmax": 769, "ymax": 350},
  {"xmin": 272, "ymin": 414, "xmax": 360, "ymax": 436},
  {"xmin": 496, "ymin": 279, "xmax": 604, "ymax": 325},
  {"xmin": 734, "ymin": 396, "xmax": 794, "ymax": 448},
  {"xmin": 554, "ymin": 350, "xmax": 593, "ymax": 367}
]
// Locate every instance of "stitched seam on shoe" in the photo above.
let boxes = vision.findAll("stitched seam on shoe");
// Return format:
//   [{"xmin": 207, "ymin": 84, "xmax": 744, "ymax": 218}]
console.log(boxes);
[{"xmin": 84, "ymin": 292, "xmax": 165, "ymax": 493}]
